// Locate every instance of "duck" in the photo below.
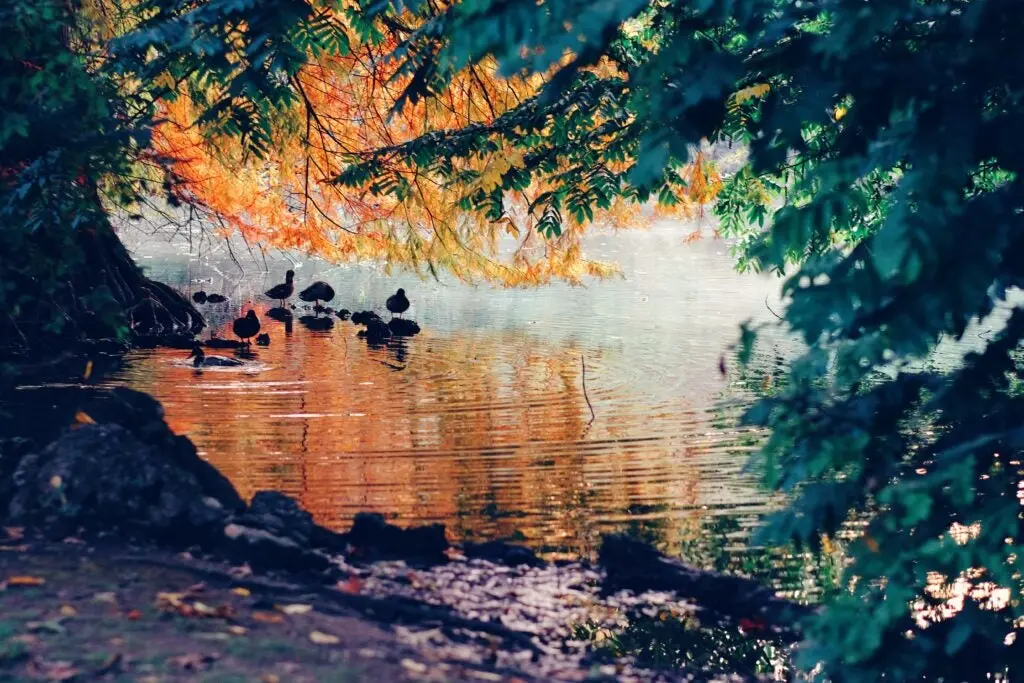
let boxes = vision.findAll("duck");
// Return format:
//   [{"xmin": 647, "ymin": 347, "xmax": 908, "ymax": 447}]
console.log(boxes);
[
  {"xmin": 192, "ymin": 291, "xmax": 208, "ymax": 304},
  {"xmin": 232, "ymin": 310, "xmax": 261, "ymax": 344},
  {"xmin": 386, "ymin": 288, "xmax": 410, "ymax": 319},
  {"xmin": 206, "ymin": 293, "xmax": 228, "ymax": 304},
  {"xmin": 188, "ymin": 343, "xmax": 243, "ymax": 368},
  {"xmin": 299, "ymin": 281, "xmax": 335, "ymax": 312},
  {"xmin": 255, "ymin": 333, "xmax": 271, "ymax": 346},
  {"xmin": 264, "ymin": 270, "xmax": 295, "ymax": 307}
]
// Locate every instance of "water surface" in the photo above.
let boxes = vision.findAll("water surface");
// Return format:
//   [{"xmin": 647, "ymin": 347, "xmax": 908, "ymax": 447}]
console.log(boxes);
[{"xmin": 17, "ymin": 222, "xmax": 795, "ymax": 558}]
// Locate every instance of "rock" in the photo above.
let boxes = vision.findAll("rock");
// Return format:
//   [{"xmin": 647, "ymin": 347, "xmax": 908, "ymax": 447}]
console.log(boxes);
[
  {"xmin": 387, "ymin": 318, "xmax": 421, "ymax": 337},
  {"xmin": 266, "ymin": 307, "xmax": 293, "ymax": 322},
  {"xmin": 599, "ymin": 534, "xmax": 812, "ymax": 636},
  {"xmin": 350, "ymin": 310, "xmax": 383, "ymax": 326},
  {"xmin": 462, "ymin": 540, "xmax": 544, "ymax": 567},
  {"xmin": 335, "ymin": 309, "xmax": 351, "ymax": 321},
  {"xmin": 239, "ymin": 491, "xmax": 347, "ymax": 553},
  {"xmin": 345, "ymin": 512, "xmax": 448, "ymax": 564},
  {"xmin": 8, "ymin": 424, "xmax": 229, "ymax": 544},
  {"xmin": 0, "ymin": 437, "xmax": 34, "ymax": 521},
  {"xmin": 358, "ymin": 319, "xmax": 391, "ymax": 346},
  {"xmin": 82, "ymin": 389, "xmax": 245, "ymax": 512},
  {"xmin": 220, "ymin": 523, "xmax": 329, "ymax": 573},
  {"xmin": 299, "ymin": 315, "xmax": 334, "ymax": 331}
]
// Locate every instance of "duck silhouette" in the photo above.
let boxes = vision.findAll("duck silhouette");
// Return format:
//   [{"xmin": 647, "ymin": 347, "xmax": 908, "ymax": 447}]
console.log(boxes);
[
  {"xmin": 386, "ymin": 288, "xmax": 410, "ymax": 319},
  {"xmin": 265, "ymin": 270, "xmax": 295, "ymax": 307},
  {"xmin": 189, "ymin": 343, "xmax": 243, "ymax": 367},
  {"xmin": 192, "ymin": 291, "xmax": 208, "ymax": 304},
  {"xmin": 206, "ymin": 293, "xmax": 228, "ymax": 304},
  {"xmin": 299, "ymin": 281, "xmax": 335, "ymax": 313},
  {"xmin": 232, "ymin": 310, "xmax": 260, "ymax": 344}
]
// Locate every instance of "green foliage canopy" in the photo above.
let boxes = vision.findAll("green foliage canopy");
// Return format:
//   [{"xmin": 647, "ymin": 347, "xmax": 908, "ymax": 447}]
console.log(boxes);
[{"xmin": 341, "ymin": 0, "xmax": 1024, "ymax": 679}]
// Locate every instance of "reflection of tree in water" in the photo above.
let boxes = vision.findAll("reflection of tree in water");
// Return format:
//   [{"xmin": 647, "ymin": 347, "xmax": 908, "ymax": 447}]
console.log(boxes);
[{"xmin": 114, "ymin": 308, "xmax": 718, "ymax": 555}]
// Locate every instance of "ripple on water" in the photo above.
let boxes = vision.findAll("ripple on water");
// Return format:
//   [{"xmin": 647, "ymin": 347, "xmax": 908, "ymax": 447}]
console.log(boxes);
[{"xmin": 7, "ymin": 230, "xmax": 798, "ymax": 558}]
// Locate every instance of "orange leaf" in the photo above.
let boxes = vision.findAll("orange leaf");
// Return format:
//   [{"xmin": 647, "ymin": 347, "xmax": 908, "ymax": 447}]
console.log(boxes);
[
  {"xmin": 6, "ymin": 575, "xmax": 45, "ymax": 587},
  {"xmin": 336, "ymin": 577, "xmax": 362, "ymax": 595},
  {"xmin": 252, "ymin": 611, "xmax": 283, "ymax": 624},
  {"xmin": 73, "ymin": 411, "xmax": 96, "ymax": 425},
  {"xmin": 126, "ymin": 609, "xmax": 142, "ymax": 620}
]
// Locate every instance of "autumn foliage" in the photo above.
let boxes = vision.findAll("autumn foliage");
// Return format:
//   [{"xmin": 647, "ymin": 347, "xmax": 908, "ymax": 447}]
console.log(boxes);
[{"xmin": 134, "ymin": 5, "xmax": 721, "ymax": 285}]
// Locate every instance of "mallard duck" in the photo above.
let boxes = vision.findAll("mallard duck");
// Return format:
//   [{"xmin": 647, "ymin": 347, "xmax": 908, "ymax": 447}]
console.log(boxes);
[
  {"xmin": 188, "ymin": 344, "xmax": 243, "ymax": 367},
  {"xmin": 386, "ymin": 288, "xmax": 410, "ymax": 318},
  {"xmin": 299, "ymin": 281, "xmax": 335, "ymax": 312},
  {"xmin": 232, "ymin": 310, "xmax": 260, "ymax": 344},
  {"xmin": 265, "ymin": 270, "xmax": 295, "ymax": 306},
  {"xmin": 192, "ymin": 291, "xmax": 208, "ymax": 304},
  {"xmin": 206, "ymin": 293, "xmax": 228, "ymax": 303}
]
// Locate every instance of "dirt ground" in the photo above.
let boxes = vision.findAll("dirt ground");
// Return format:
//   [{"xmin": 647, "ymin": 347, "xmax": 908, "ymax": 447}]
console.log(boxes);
[{"xmin": 0, "ymin": 541, "xmax": 543, "ymax": 683}]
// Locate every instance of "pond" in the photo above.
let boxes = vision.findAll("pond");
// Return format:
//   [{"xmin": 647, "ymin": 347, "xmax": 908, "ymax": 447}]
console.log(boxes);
[{"xmin": 11, "ymin": 221, "xmax": 797, "ymax": 561}]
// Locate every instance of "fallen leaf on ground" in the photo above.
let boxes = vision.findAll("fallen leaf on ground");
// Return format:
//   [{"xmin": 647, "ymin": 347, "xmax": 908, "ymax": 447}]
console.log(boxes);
[
  {"xmin": 276, "ymin": 603, "xmax": 312, "ymax": 615},
  {"xmin": 168, "ymin": 652, "xmax": 219, "ymax": 671},
  {"xmin": 468, "ymin": 671, "xmax": 502, "ymax": 681},
  {"xmin": 308, "ymin": 630, "xmax": 340, "ymax": 645},
  {"xmin": 336, "ymin": 577, "xmax": 362, "ymax": 595},
  {"xmin": 26, "ymin": 619, "xmax": 65, "ymax": 634},
  {"xmin": 5, "ymin": 575, "xmax": 45, "ymax": 587},
  {"xmin": 252, "ymin": 611, "xmax": 283, "ymax": 624},
  {"xmin": 227, "ymin": 625, "xmax": 247, "ymax": 636},
  {"xmin": 125, "ymin": 609, "xmax": 142, "ymax": 620},
  {"xmin": 3, "ymin": 527, "xmax": 24, "ymax": 540},
  {"xmin": 58, "ymin": 604, "xmax": 77, "ymax": 617},
  {"xmin": 228, "ymin": 564, "xmax": 252, "ymax": 578},
  {"xmin": 93, "ymin": 592, "xmax": 117, "ymax": 604},
  {"xmin": 401, "ymin": 659, "xmax": 428, "ymax": 674},
  {"xmin": 73, "ymin": 411, "xmax": 96, "ymax": 425},
  {"xmin": 230, "ymin": 587, "xmax": 251, "ymax": 597},
  {"xmin": 0, "ymin": 545, "xmax": 30, "ymax": 552},
  {"xmin": 191, "ymin": 602, "xmax": 217, "ymax": 617},
  {"xmin": 28, "ymin": 659, "xmax": 79, "ymax": 681}
]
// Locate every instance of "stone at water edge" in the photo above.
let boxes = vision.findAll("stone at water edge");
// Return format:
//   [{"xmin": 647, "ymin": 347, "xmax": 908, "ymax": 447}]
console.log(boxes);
[
  {"xmin": 82, "ymin": 388, "xmax": 245, "ymax": 513},
  {"xmin": 387, "ymin": 318, "xmax": 421, "ymax": 337},
  {"xmin": 345, "ymin": 512, "xmax": 448, "ymax": 563},
  {"xmin": 462, "ymin": 540, "xmax": 543, "ymax": 567},
  {"xmin": 7, "ymin": 424, "xmax": 228, "ymax": 543},
  {"xmin": 221, "ymin": 523, "xmax": 330, "ymax": 574},
  {"xmin": 238, "ymin": 490, "xmax": 348, "ymax": 553}
]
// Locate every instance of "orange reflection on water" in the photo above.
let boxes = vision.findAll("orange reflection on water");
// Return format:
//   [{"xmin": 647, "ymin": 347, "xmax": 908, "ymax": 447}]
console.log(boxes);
[{"xmin": 114, "ymin": 302, "xmax": 732, "ymax": 556}]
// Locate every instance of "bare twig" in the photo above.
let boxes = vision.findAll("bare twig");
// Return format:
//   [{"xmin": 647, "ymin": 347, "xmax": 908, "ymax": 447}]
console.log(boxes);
[
  {"xmin": 765, "ymin": 295, "xmax": 784, "ymax": 321},
  {"xmin": 581, "ymin": 355, "xmax": 596, "ymax": 425}
]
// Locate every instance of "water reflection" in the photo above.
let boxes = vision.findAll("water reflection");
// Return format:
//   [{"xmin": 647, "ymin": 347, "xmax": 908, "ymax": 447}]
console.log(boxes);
[{"xmin": 11, "ymin": 223, "xmax": 799, "ymax": 557}]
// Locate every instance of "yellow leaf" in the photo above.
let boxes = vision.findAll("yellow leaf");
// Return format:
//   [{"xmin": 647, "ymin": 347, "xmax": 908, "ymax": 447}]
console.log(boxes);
[
  {"xmin": 231, "ymin": 587, "xmax": 251, "ymax": 597},
  {"xmin": 834, "ymin": 105, "xmax": 848, "ymax": 121},
  {"xmin": 276, "ymin": 603, "xmax": 313, "ymax": 615},
  {"xmin": 227, "ymin": 625, "xmax": 248, "ymax": 636},
  {"xmin": 309, "ymin": 630, "xmax": 340, "ymax": 645},
  {"xmin": 59, "ymin": 604, "xmax": 77, "ymax": 617},
  {"xmin": 731, "ymin": 83, "xmax": 770, "ymax": 105},
  {"xmin": 83, "ymin": 360, "xmax": 93, "ymax": 381}
]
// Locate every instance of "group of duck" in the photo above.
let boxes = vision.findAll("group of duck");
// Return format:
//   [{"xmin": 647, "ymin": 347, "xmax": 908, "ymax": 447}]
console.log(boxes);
[{"xmin": 187, "ymin": 270, "xmax": 413, "ymax": 368}]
